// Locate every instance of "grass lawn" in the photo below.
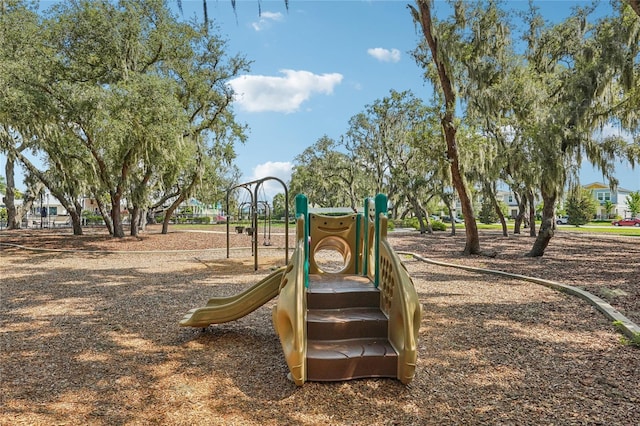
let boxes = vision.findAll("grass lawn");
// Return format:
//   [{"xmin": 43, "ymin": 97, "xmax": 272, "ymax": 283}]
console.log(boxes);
[
  {"xmin": 170, "ymin": 220, "xmax": 640, "ymax": 237},
  {"xmin": 473, "ymin": 221, "xmax": 640, "ymax": 236}
]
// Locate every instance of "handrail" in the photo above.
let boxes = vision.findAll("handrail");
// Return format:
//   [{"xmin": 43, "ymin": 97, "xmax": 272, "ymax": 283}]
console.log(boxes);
[
  {"xmin": 378, "ymin": 214, "xmax": 421, "ymax": 384},
  {"xmin": 363, "ymin": 197, "xmax": 376, "ymax": 280},
  {"xmin": 271, "ymin": 216, "xmax": 307, "ymax": 385}
]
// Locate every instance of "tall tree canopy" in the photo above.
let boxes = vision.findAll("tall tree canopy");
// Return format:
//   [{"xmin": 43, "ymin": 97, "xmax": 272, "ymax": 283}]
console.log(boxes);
[{"xmin": 1, "ymin": 0, "xmax": 249, "ymax": 237}]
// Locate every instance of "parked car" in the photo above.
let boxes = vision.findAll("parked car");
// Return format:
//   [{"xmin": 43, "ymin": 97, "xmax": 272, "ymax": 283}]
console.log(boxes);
[
  {"xmin": 611, "ymin": 218, "xmax": 640, "ymax": 227},
  {"xmin": 442, "ymin": 216, "xmax": 463, "ymax": 223},
  {"xmin": 556, "ymin": 216, "xmax": 569, "ymax": 225}
]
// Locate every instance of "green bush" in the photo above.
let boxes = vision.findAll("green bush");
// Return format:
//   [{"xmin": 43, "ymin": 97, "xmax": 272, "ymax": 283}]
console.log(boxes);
[
  {"xmin": 478, "ymin": 199, "xmax": 500, "ymax": 224},
  {"xmin": 390, "ymin": 219, "xmax": 406, "ymax": 228},
  {"xmin": 399, "ymin": 217, "xmax": 446, "ymax": 231},
  {"xmin": 405, "ymin": 217, "xmax": 419, "ymax": 229},
  {"xmin": 82, "ymin": 211, "xmax": 104, "ymax": 225},
  {"xmin": 193, "ymin": 216, "xmax": 211, "ymax": 224},
  {"xmin": 430, "ymin": 220, "xmax": 446, "ymax": 231},
  {"xmin": 566, "ymin": 186, "xmax": 597, "ymax": 226}
]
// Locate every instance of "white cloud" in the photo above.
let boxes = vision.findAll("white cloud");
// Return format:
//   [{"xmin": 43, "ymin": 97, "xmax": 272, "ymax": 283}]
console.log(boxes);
[
  {"xmin": 248, "ymin": 161, "xmax": 293, "ymax": 201},
  {"xmin": 228, "ymin": 70, "xmax": 343, "ymax": 113},
  {"xmin": 251, "ymin": 11, "xmax": 284, "ymax": 31},
  {"xmin": 367, "ymin": 47, "xmax": 401, "ymax": 63}
]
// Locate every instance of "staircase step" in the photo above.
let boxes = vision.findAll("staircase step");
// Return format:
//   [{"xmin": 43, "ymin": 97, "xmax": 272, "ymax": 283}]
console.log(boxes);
[
  {"xmin": 307, "ymin": 307, "xmax": 388, "ymax": 340},
  {"xmin": 305, "ymin": 274, "xmax": 395, "ymax": 382},
  {"xmin": 306, "ymin": 338, "xmax": 398, "ymax": 381},
  {"xmin": 307, "ymin": 274, "xmax": 379, "ymax": 309}
]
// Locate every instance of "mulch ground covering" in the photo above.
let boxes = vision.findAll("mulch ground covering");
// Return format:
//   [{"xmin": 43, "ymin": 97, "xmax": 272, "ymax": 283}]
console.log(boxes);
[{"xmin": 1, "ymin": 225, "xmax": 638, "ymax": 425}]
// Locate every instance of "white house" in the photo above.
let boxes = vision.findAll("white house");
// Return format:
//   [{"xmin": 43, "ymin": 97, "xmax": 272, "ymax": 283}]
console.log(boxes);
[
  {"xmin": 582, "ymin": 182, "xmax": 634, "ymax": 219},
  {"xmin": 496, "ymin": 190, "xmax": 520, "ymax": 219}
]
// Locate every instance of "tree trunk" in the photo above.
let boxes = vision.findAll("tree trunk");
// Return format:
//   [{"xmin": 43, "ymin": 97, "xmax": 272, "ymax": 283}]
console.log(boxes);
[
  {"xmin": 130, "ymin": 206, "xmax": 146, "ymax": 236},
  {"xmin": 110, "ymin": 194, "xmax": 125, "ymax": 238},
  {"xmin": 48, "ymin": 193, "xmax": 84, "ymax": 235},
  {"xmin": 422, "ymin": 205, "xmax": 434, "ymax": 235},
  {"xmin": 449, "ymin": 133, "xmax": 480, "ymax": 253},
  {"xmin": 139, "ymin": 209, "xmax": 147, "ymax": 231},
  {"xmin": 526, "ymin": 189, "xmax": 556, "ymax": 257},
  {"xmin": 421, "ymin": 194, "xmax": 436, "ymax": 234},
  {"xmin": 497, "ymin": 208, "xmax": 508, "ymax": 237},
  {"xmin": 66, "ymin": 199, "xmax": 83, "ymax": 235},
  {"xmin": 485, "ymin": 181, "xmax": 508, "ymax": 237},
  {"xmin": 5, "ymin": 170, "xmax": 42, "ymax": 230},
  {"xmin": 409, "ymin": 196, "xmax": 427, "ymax": 234},
  {"xmin": 416, "ymin": 0, "xmax": 480, "ymax": 255},
  {"xmin": 70, "ymin": 209, "xmax": 83, "ymax": 235},
  {"xmin": 446, "ymin": 205, "xmax": 456, "ymax": 236},
  {"xmin": 6, "ymin": 147, "xmax": 83, "ymax": 233},
  {"xmin": 527, "ymin": 189, "xmax": 537, "ymax": 237},
  {"xmin": 161, "ymin": 161, "xmax": 202, "ymax": 234},
  {"xmin": 146, "ymin": 210, "xmax": 157, "ymax": 225},
  {"xmin": 513, "ymin": 190, "xmax": 526, "ymax": 234},
  {"xmin": 5, "ymin": 152, "xmax": 20, "ymax": 229},
  {"xmin": 94, "ymin": 194, "xmax": 114, "ymax": 235},
  {"xmin": 130, "ymin": 206, "xmax": 140, "ymax": 236},
  {"xmin": 162, "ymin": 195, "xmax": 186, "ymax": 234}
]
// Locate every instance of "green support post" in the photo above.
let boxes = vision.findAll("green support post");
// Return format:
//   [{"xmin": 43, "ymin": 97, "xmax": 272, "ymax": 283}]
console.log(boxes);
[
  {"xmin": 374, "ymin": 193, "xmax": 388, "ymax": 288},
  {"xmin": 355, "ymin": 212, "xmax": 361, "ymax": 275},
  {"xmin": 295, "ymin": 194, "xmax": 309, "ymax": 288},
  {"xmin": 362, "ymin": 197, "xmax": 371, "ymax": 277}
]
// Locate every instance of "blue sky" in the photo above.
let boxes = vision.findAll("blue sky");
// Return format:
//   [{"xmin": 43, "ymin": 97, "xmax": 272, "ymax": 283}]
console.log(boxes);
[
  {"xmin": 3, "ymin": 0, "xmax": 639, "ymax": 199},
  {"xmin": 207, "ymin": 0, "xmax": 432, "ymax": 197},
  {"xmin": 189, "ymin": 0, "xmax": 639, "ymax": 198}
]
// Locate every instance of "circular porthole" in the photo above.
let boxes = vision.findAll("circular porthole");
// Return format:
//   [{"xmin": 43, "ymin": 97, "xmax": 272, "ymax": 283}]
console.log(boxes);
[{"xmin": 313, "ymin": 236, "xmax": 351, "ymax": 274}]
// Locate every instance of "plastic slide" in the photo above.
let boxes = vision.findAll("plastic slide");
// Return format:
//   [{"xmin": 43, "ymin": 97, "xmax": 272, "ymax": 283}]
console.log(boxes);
[{"xmin": 179, "ymin": 267, "xmax": 286, "ymax": 328}]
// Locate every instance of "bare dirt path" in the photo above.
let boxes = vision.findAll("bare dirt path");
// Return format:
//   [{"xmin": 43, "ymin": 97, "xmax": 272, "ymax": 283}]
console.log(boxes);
[{"xmin": 1, "ymin": 226, "xmax": 638, "ymax": 425}]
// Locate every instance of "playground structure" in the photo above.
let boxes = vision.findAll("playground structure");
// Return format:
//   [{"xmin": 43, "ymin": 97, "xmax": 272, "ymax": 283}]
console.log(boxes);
[
  {"xmin": 180, "ymin": 193, "xmax": 421, "ymax": 385},
  {"xmin": 225, "ymin": 177, "xmax": 289, "ymax": 270}
]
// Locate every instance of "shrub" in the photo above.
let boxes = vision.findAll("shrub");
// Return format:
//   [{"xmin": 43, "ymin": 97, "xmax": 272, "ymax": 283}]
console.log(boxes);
[
  {"xmin": 430, "ymin": 220, "xmax": 446, "ymax": 231},
  {"xmin": 405, "ymin": 217, "xmax": 419, "ymax": 229},
  {"xmin": 81, "ymin": 211, "xmax": 104, "ymax": 225},
  {"xmin": 566, "ymin": 186, "xmax": 597, "ymax": 226},
  {"xmin": 399, "ymin": 217, "xmax": 446, "ymax": 232},
  {"xmin": 478, "ymin": 199, "xmax": 500, "ymax": 224}
]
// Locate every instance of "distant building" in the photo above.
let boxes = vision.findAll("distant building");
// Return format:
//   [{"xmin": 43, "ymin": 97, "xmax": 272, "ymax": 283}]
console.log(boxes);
[
  {"xmin": 583, "ymin": 182, "xmax": 634, "ymax": 219},
  {"xmin": 496, "ymin": 183, "xmax": 635, "ymax": 220},
  {"xmin": 496, "ymin": 190, "xmax": 520, "ymax": 219}
]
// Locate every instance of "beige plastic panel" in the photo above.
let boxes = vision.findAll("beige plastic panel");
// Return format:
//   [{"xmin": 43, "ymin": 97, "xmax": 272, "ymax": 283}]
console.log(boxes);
[
  {"xmin": 308, "ymin": 213, "xmax": 359, "ymax": 275},
  {"xmin": 272, "ymin": 217, "xmax": 307, "ymax": 385},
  {"xmin": 378, "ymin": 215, "xmax": 422, "ymax": 384}
]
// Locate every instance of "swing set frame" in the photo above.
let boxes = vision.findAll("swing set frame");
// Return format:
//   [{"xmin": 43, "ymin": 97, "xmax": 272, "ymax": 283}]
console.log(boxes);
[{"xmin": 225, "ymin": 176, "xmax": 290, "ymax": 271}]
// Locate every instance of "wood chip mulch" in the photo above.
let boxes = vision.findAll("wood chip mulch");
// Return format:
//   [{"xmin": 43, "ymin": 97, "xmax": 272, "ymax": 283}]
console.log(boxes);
[{"xmin": 1, "ymin": 225, "xmax": 638, "ymax": 425}]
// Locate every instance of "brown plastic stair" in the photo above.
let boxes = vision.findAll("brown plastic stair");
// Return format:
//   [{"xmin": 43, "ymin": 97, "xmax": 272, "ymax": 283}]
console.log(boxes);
[{"xmin": 306, "ymin": 274, "xmax": 398, "ymax": 382}]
